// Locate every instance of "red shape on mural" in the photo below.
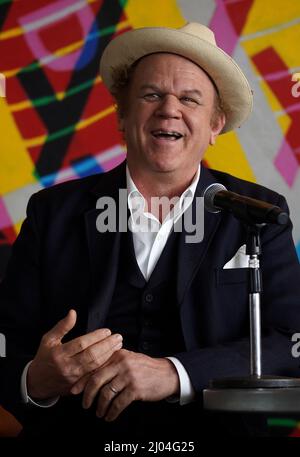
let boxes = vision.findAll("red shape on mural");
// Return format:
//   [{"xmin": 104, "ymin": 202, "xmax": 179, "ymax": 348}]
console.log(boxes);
[
  {"xmin": 64, "ymin": 111, "xmax": 122, "ymax": 167},
  {"xmin": 289, "ymin": 427, "xmax": 300, "ymax": 437},
  {"xmin": 0, "ymin": 227, "xmax": 17, "ymax": 246},
  {"xmin": 13, "ymin": 106, "xmax": 47, "ymax": 140},
  {"xmin": 252, "ymin": 46, "xmax": 300, "ymax": 164},
  {"xmin": 225, "ymin": 0, "xmax": 254, "ymax": 35}
]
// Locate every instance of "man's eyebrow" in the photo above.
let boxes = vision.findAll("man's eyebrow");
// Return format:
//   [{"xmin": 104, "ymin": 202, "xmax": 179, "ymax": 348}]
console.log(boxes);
[
  {"xmin": 181, "ymin": 89, "xmax": 203, "ymax": 98},
  {"xmin": 139, "ymin": 85, "xmax": 203, "ymax": 98},
  {"xmin": 139, "ymin": 84, "xmax": 161, "ymax": 92}
]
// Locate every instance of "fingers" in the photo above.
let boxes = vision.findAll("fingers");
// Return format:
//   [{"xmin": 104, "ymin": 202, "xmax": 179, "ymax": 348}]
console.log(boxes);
[
  {"xmin": 63, "ymin": 328, "xmax": 114, "ymax": 357},
  {"xmin": 98, "ymin": 386, "xmax": 134, "ymax": 422},
  {"xmin": 73, "ymin": 333, "xmax": 122, "ymax": 364},
  {"xmin": 70, "ymin": 336, "xmax": 123, "ymax": 393},
  {"xmin": 43, "ymin": 309, "xmax": 77, "ymax": 346},
  {"xmin": 81, "ymin": 365, "xmax": 119, "ymax": 409},
  {"xmin": 70, "ymin": 372, "xmax": 90, "ymax": 395},
  {"xmin": 74, "ymin": 352, "xmax": 176, "ymax": 422}
]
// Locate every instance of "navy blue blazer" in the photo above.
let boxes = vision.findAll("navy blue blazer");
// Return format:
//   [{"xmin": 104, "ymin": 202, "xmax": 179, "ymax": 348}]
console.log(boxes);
[{"xmin": 1, "ymin": 161, "xmax": 300, "ymax": 432}]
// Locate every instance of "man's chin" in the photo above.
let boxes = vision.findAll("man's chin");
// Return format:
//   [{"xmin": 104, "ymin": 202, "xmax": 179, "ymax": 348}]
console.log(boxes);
[
  {"xmin": 146, "ymin": 153, "xmax": 180, "ymax": 171},
  {"xmin": 149, "ymin": 163, "xmax": 181, "ymax": 175}
]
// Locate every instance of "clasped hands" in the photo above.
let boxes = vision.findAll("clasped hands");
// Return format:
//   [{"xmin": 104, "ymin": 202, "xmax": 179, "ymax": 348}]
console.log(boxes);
[{"xmin": 27, "ymin": 310, "xmax": 179, "ymax": 421}]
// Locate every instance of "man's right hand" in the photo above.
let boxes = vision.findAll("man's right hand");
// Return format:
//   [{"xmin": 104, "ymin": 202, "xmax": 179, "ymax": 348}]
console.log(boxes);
[{"xmin": 27, "ymin": 309, "xmax": 123, "ymax": 400}]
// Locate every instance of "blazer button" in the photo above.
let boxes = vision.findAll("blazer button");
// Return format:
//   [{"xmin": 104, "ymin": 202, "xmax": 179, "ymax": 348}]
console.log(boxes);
[
  {"xmin": 144, "ymin": 318, "xmax": 153, "ymax": 327},
  {"xmin": 145, "ymin": 293, "xmax": 153, "ymax": 303},
  {"xmin": 141, "ymin": 341, "xmax": 150, "ymax": 351}
]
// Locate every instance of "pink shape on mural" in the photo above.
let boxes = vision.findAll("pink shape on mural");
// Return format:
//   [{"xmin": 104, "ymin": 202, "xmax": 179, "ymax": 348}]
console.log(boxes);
[
  {"xmin": 0, "ymin": 199, "xmax": 13, "ymax": 230},
  {"xmin": 19, "ymin": 0, "xmax": 94, "ymax": 72},
  {"xmin": 100, "ymin": 153, "xmax": 126, "ymax": 173},
  {"xmin": 274, "ymin": 138, "xmax": 299, "ymax": 187},
  {"xmin": 209, "ymin": 0, "xmax": 240, "ymax": 56}
]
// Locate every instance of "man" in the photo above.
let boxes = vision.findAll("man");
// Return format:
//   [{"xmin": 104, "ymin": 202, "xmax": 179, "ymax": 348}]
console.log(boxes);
[{"xmin": 0, "ymin": 22, "xmax": 300, "ymax": 440}]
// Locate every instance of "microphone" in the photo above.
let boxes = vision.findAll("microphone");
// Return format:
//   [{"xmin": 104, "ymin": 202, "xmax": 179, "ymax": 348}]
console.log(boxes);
[{"xmin": 203, "ymin": 183, "xmax": 289, "ymax": 225}]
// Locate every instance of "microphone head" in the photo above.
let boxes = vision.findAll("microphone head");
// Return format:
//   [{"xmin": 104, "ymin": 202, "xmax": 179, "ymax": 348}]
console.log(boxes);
[
  {"xmin": 203, "ymin": 183, "xmax": 227, "ymax": 213},
  {"xmin": 276, "ymin": 210, "xmax": 290, "ymax": 226}
]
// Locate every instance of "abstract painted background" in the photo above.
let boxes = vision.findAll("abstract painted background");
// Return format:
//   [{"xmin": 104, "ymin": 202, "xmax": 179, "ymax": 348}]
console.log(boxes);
[{"xmin": 0, "ymin": 0, "xmax": 300, "ymax": 437}]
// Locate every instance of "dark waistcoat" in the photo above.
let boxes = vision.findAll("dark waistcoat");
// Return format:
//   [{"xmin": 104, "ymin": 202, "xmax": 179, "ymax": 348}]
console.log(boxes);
[{"xmin": 105, "ymin": 229, "xmax": 186, "ymax": 357}]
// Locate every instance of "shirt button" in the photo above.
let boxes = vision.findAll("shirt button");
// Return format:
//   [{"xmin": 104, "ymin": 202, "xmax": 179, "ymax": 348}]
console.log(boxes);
[{"xmin": 145, "ymin": 293, "xmax": 153, "ymax": 303}]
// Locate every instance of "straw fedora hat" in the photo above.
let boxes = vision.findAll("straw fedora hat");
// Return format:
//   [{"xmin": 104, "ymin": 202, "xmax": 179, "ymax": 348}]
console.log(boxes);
[{"xmin": 100, "ymin": 22, "xmax": 253, "ymax": 133}]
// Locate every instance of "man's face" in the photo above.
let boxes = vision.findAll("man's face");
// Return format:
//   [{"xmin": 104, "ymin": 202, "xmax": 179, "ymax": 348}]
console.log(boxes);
[{"xmin": 120, "ymin": 53, "xmax": 225, "ymax": 178}]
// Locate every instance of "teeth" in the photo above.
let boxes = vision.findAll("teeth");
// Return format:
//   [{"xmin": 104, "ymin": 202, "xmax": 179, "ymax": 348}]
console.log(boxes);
[{"xmin": 152, "ymin": 130, "xmax": 183, "ymax": 139}]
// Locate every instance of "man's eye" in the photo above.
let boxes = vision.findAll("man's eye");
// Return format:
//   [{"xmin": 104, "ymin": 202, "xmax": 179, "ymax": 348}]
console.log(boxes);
[
  {"xmin": 181, "ymin": 97, "xmax": 199, "ymax": 105},
  {"xmin": 143, "ymin": 93, "xmax": 160, "ymax": 100}
]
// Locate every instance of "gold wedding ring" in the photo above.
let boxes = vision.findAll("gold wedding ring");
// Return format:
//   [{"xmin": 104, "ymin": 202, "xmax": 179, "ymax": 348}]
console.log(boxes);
[{"xmin": 109, "ymin": 385, "xmax": 118, "ymax": 395}]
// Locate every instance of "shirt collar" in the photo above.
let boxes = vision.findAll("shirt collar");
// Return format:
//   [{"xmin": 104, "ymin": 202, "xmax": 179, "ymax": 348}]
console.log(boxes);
[{"xmin": 126, "ymin": 164, "xmax": 201, "ymax": 220}]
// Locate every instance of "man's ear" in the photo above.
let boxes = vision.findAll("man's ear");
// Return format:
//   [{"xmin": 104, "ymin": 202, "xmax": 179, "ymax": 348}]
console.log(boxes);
[
  {"xmin": 118, "ymin": 114, "xmax": 125, "ymax": 132},
  {"xmin": 209, "ymin": 113, "xmax": 226, "ymax": 145},
  {"xmin": 118, "ymin": 116, "xmax": 125, "ymax": 133},
  {"xmin": 118, "ymin": 116, "xmax": 126, "ymax": 142}
]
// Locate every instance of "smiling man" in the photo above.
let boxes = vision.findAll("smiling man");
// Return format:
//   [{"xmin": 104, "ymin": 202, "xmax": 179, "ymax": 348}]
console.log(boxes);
[
  {"xmin": 120, "ymin": 53, "xmax": 224, "ymax": 203},
  {"xmin": 0, "ymin": 23, "xmax": 300, "ymax": 441}
]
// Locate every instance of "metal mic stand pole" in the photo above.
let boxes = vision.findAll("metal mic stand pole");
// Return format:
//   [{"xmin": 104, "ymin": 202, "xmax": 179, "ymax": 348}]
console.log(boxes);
[
  {"xmin": 248, "ymin": 223, "xmax": 262, "ymax": 379},
  {"xmin": 203, "ymin": 223, "xmax": 300, "ymax": 413}
]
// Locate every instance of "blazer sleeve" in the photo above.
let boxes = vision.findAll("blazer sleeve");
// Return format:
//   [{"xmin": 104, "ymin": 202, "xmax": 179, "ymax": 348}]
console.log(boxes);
[{"xmin": 0, "ymin": 193, "xmax": 44, "ymax": 423}]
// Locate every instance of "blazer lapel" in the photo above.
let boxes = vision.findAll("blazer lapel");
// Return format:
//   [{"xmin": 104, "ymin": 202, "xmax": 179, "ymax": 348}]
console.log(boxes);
[
  {"xmin": 176, "ymin": 166, "xmax": 223, "ymax": 306},
  {"xmin": 85, "ymin": 161, "xmax": 127, "ymax": 331}
]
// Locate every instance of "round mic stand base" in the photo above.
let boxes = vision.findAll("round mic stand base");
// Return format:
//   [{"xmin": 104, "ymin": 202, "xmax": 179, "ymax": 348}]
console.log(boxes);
[{"xmin": 203, "ymin": 376, "xmax": 300, "ymax": 413}]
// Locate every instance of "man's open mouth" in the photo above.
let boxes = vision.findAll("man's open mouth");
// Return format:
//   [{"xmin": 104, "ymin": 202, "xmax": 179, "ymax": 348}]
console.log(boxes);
[{"xmin": 151, "ymin": 130, "xmax": 183, "ymax": 141}]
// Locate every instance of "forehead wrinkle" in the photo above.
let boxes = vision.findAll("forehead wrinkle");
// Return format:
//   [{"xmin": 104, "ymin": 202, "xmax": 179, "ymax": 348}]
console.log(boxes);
[
  {"xmin": 139, "ymin": 84, "xmax": 204, "ymax": 99},
  {"xmin": 132, "ymin": 54, "xmax": 219, "ymax": 100}
]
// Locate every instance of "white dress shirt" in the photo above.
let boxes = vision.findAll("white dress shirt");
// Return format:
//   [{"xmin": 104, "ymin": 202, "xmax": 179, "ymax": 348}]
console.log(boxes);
[
  {"xmin": 127, "ymin": 166, "xmax": 200, "ymax": 281},
  {"xmin": 21, "ymin": 165, "xmax": 200, "ymax": 406},
  {"xmin": 127, "ymin": 165, "xmax": 200, "ymax": 404}
]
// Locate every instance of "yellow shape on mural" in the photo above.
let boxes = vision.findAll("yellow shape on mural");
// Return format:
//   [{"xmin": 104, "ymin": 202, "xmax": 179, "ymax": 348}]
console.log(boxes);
[
  {"xmin": 277, "ymin": 113, "xmax": 291, "ymax": 135},
  {"xmin": 205, "ymin": 131, "xmax": 256, "ymax": 183},
  {"xmin": 0, "ymin": 99, "xmax": 36, "ymax": 194},
  {"xmin": 257, "ymin": 78, "xmax": 283, "ymax": 112},
  {"xmin": 241, "ymin": 0, "xmax": 300, "ymax": 71},
  {"xmin": 13, "ymin": 220, "xmax": 23, "ymax": 236},
  {"xmin": 243, "ymin": 0, "xmax": 300, "ymax": 36},
  {"xmin": 125, "ymin": 0, "xmax": 185, "ymax": 28},
  {"xmin": 243, "ymin": 22, "xmax": 300, "ymax": 70}
]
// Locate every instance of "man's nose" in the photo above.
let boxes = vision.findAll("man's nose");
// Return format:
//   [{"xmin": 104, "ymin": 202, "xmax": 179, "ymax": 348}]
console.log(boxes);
[{"xmin": 155, "ymin": 94, "xmax": 182, "ymax": 119}]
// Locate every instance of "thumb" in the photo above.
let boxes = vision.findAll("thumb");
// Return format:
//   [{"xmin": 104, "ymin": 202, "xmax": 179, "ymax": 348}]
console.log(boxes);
[{"xmin": 45, "ymin": 309, "xmax": 77, "ymax": 346}]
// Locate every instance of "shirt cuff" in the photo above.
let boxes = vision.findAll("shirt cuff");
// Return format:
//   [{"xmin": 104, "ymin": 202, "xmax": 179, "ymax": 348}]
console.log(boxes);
[
  {"xmin": 166, "ymin": 356, "xmax": 196, "ymax": 405},
  {"xmin": 21, "ymin": 361, "xmax": 59, "ymax": 408}
]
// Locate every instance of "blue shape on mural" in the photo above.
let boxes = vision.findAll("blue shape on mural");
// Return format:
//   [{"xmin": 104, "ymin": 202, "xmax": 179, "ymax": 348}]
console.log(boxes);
[
  {"xmin": 40, "ymin": 157, "xmax": 103, "ymax": 187},
  {"xmin": 40, "ymin": 173, "xmax": 58, "ymax": 188},
  {"xmin": 72, "ymin": 156, "xmax": 103, "ymax": 177},
  {"xmin": 75, "ymin": 21, "xmax": 99, "ymax": 70}
]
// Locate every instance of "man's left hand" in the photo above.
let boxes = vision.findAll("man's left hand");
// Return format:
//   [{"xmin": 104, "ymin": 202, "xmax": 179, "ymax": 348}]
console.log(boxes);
[{"xmin": 70, "ymin": 349, "xmax": 180, "ymax": 421}]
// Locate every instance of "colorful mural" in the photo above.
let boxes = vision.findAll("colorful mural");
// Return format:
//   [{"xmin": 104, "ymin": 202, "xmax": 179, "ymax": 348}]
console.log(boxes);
[{"xmin": 0, "ymin": 0, "xmax": 299, "ymax": 437}]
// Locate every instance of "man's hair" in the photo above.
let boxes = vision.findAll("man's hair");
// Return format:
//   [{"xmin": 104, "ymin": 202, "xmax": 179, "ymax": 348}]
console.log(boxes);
[{"xmin": 109, "ymin": 57, "xmax": 225, "ymax": 129}]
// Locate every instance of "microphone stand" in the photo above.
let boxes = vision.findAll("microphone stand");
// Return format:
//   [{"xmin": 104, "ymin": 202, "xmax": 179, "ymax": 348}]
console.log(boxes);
[{"xmin": 203, "ymin": 222, "xmax": 300, "ymax": 413}]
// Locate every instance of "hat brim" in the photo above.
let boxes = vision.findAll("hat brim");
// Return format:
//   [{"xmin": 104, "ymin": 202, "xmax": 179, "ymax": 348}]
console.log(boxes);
[{"xmin": 100, "ymin": 27, "xmax": 253, "ymax": 133}]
